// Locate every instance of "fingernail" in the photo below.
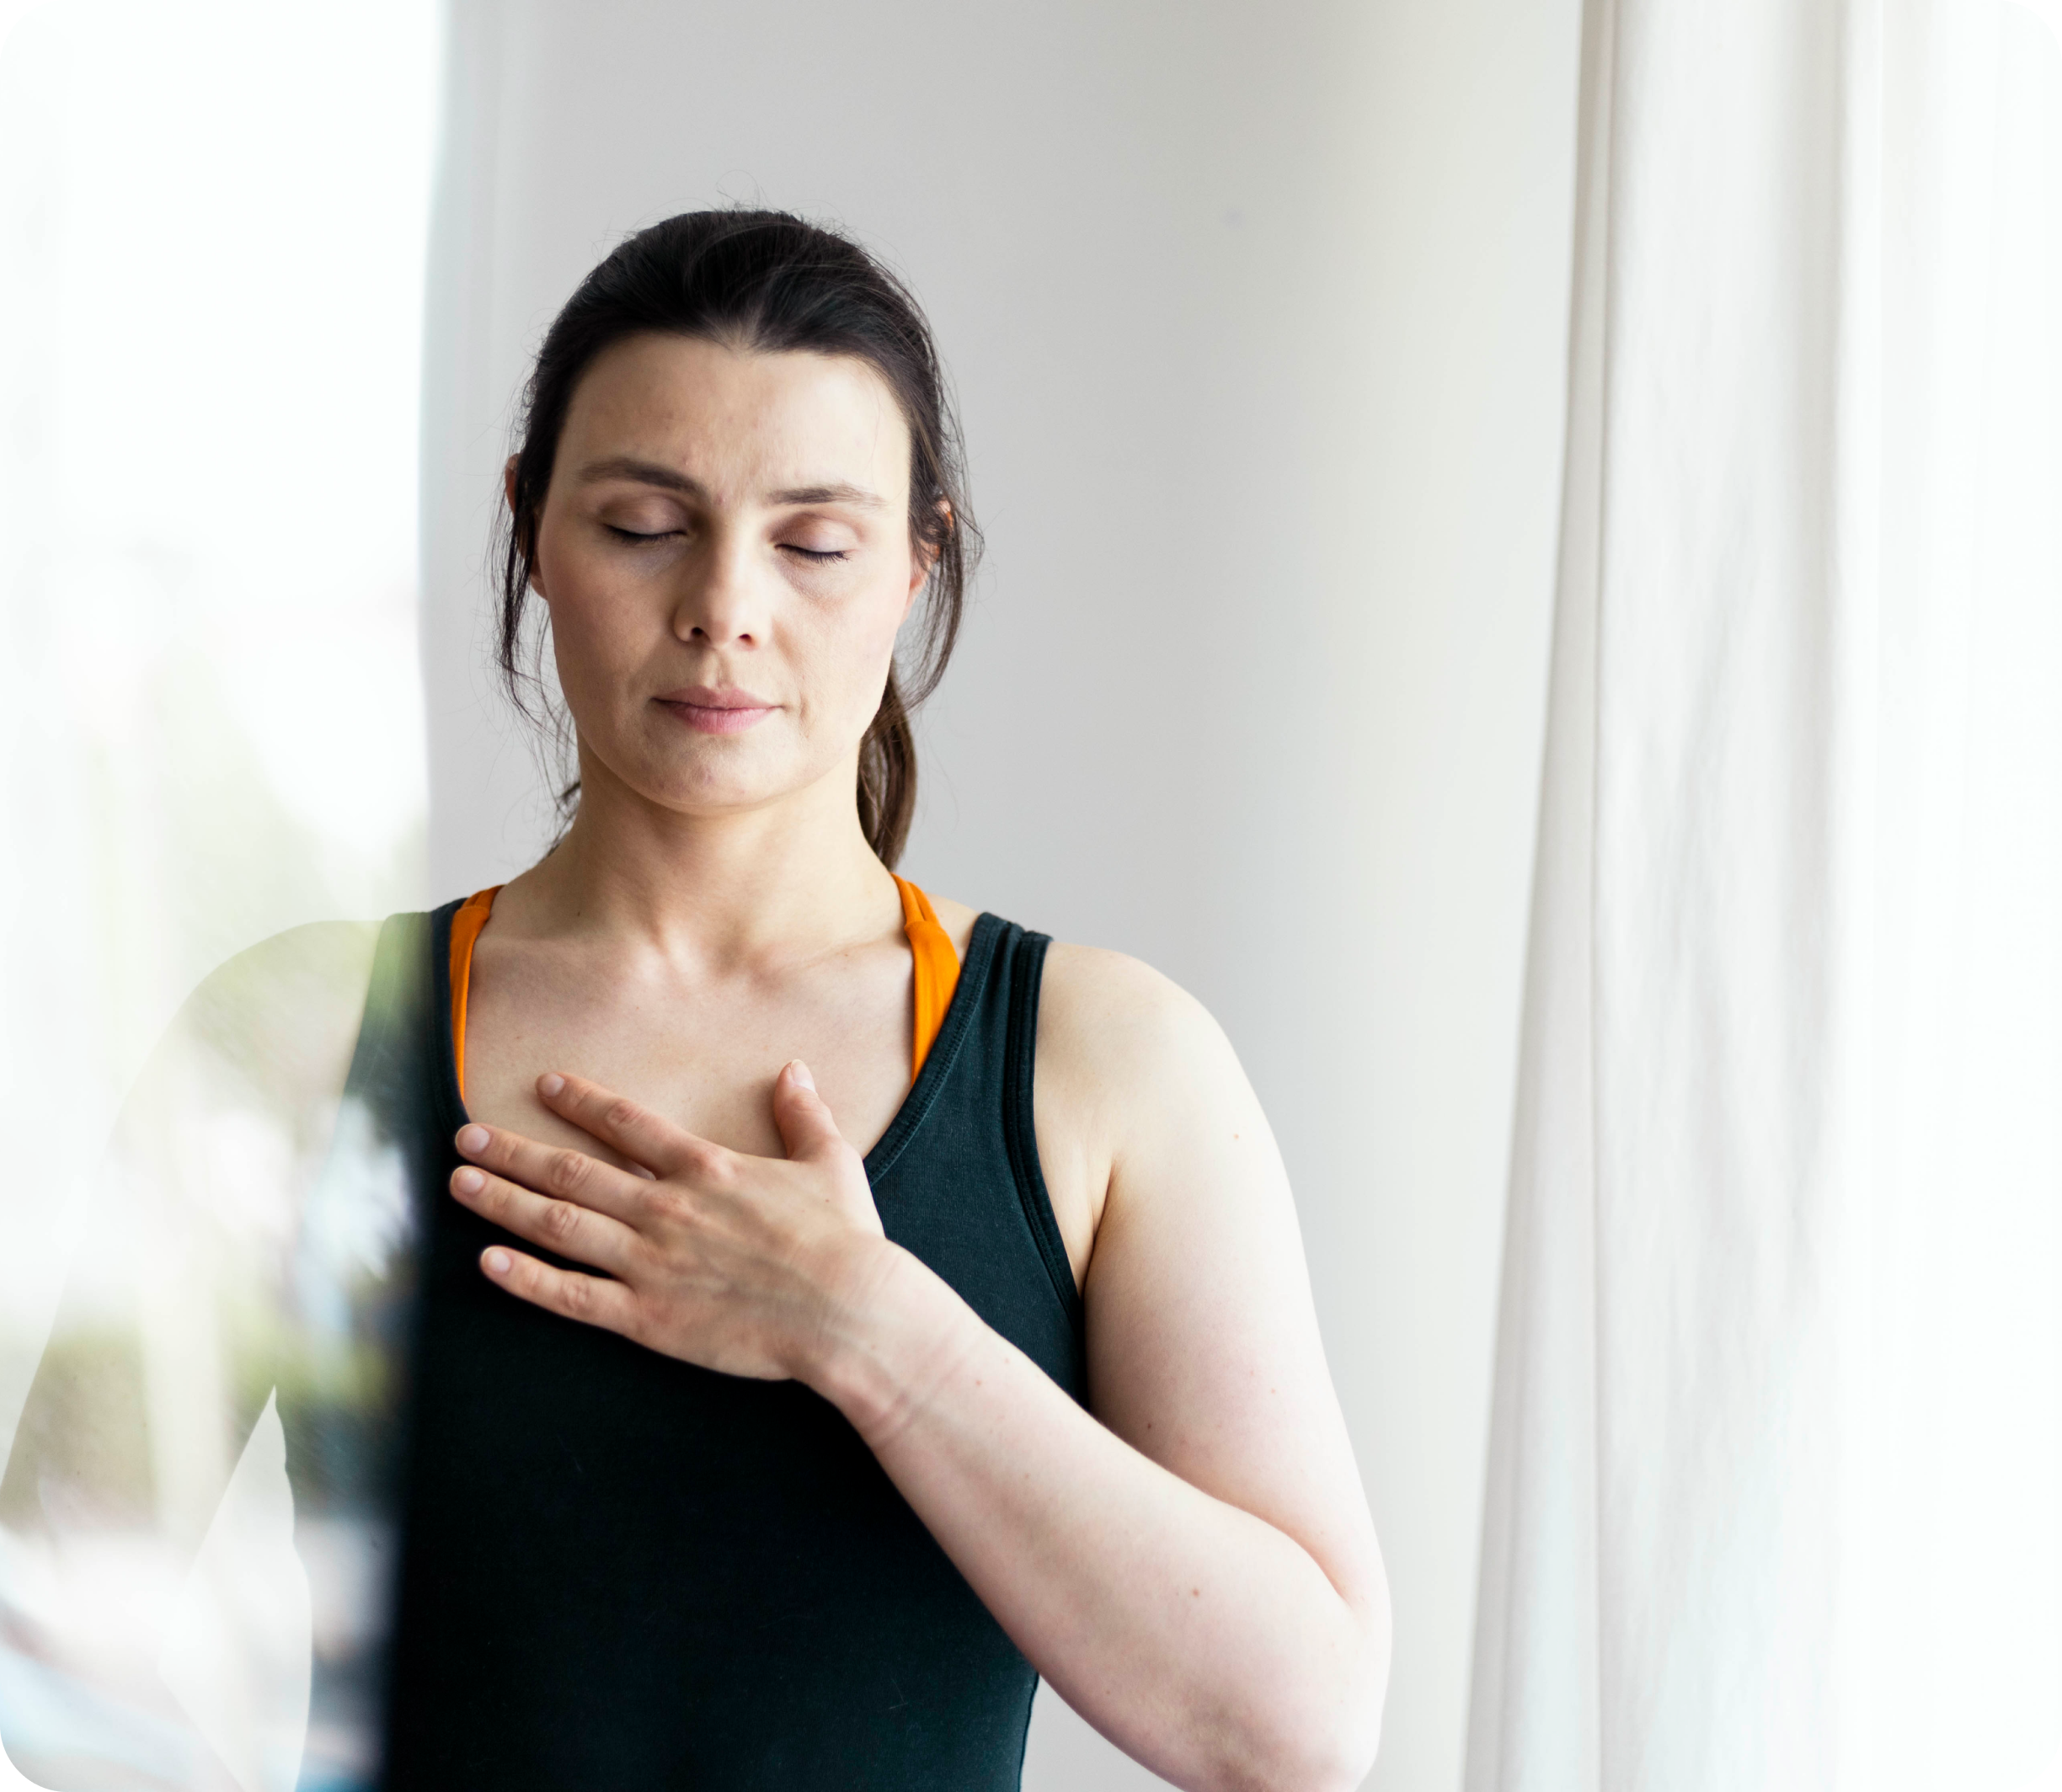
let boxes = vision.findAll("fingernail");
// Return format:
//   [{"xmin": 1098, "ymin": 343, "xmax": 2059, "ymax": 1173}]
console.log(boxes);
[
  {"xmin": 453, "ymin": 1167, "xmax": 484, "ymax": 1194},
  {"xmin": 483, "ymin": 1248, "xmax": 510, "ymax": 1276},
  {"xmin": 457, "ymin": 1124, "xmax": 489, "ymax": 1155},
  {"xmin": 788, "ymin": 1060, "xmax": 815, "ymax": 1091},
  {"xmin": 539, "ymin": 1073, "xmax": 566, "ymax": 1098}
]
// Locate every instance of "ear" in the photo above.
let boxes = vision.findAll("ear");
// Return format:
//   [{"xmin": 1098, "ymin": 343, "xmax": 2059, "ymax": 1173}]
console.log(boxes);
[{"xmin": 905, "ymin": 499, "xmax": 953, "ymax": 607}]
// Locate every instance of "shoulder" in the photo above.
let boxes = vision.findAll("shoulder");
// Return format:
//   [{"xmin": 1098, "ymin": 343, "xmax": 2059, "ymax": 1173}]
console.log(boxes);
[
  {"xmin": 1036, "ymin": 940, "xmax": 1228, "ymax": 1084},
  {"xmin": 924, "ymin": 891, "xmax": 1240, "ymax": 1116},
  {"xmin": 1024, "ymin": 934, "xmax": 1269, "ymax": 1283},
  {"xmin": 1035, "ymin": 938, "xmax": 1208, "ymax": 1031},
  {"xmin": 924, "ymin": 890, "xmax": 982, "ymax": 960},
  {"xmin": 189, "ymin": 917, "xmax": 385, "ymax": 1008},
  {"xmin": 165, "ymin": 918, "xmax": 387, "ymax": 1111},
  {"xmin": 184, "ymin": 918, "xmax": 384, "ymax": 1038},
  {"xmin": 928, "ymin": 890, "xmax": 1251, "ymax": 1146}
]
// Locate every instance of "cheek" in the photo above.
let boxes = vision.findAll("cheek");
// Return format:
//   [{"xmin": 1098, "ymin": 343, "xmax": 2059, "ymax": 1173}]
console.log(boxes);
[
  {"xmin": 537, "ymin": 556, "xmax": 646, "ymax": 685},
  {"xmin": 542, "ymin": 600, "xmax": 617, "ymax": 710},
  {"xmin": 793, "ymin": 576, "xmax": 912, "ymax": 727},
  {"xmin": 843, "ymin": 573, "xmax": 916, "ymax": 680}
]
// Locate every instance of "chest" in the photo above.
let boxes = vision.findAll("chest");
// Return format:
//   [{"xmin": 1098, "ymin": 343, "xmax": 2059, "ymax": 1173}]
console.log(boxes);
[
  {"xmin": 457, "ymin": 934, "xmax": 917, "ymax": 1162},
  {"xmin": 368, "ymin": 909, "xmax": 1082, "ymax": 1789}
]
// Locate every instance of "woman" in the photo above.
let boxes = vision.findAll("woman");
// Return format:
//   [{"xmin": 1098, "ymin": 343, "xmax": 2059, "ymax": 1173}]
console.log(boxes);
[{"xmin": 3, "ymin": 210, "xmax": 1387, "ymax": 1791}]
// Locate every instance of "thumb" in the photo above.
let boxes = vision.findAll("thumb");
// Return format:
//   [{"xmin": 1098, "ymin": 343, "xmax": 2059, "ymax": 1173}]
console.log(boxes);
[{"xmin": 772, "ymin": 1060, "xmax": 847, "ymax": 1163}]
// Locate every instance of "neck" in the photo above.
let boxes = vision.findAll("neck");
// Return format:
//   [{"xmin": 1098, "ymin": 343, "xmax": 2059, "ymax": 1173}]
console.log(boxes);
[{"xmin": 500, "ymin": 749, "xmax": 900, "ymax": 968}]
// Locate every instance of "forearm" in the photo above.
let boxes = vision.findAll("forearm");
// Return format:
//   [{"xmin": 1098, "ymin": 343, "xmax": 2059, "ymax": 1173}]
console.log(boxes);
[{"xmin": 807, "ymin": 1244, "xmax": 1386, "ymax": 1792}]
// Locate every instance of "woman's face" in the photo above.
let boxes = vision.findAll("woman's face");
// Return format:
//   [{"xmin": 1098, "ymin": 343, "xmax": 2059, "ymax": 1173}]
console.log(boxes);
[{"xmin": 528, "ymin": 333, "xmax": 925, "ymax": 827}]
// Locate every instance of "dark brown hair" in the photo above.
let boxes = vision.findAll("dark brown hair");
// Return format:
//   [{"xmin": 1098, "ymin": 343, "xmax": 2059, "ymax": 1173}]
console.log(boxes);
[{"xmin": 495, "ymin": 209, "xmax": 978, "ymax": 867}]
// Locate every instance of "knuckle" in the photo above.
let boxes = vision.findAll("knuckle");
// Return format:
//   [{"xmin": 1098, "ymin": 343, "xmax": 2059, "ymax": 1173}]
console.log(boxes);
[
  {"xmin": 610, "ymin": 1291, "xmax": 645, "ymax": 1343},
  {"xmin": 603, "ymin": 1096, "xmax": 644, "ymax": 1136},
  {"xmin": 542, "ymin": 1199, "xmax": 581, "ymax": 1244},
  {"xmin": 548, "ymin": 1149, "xmax": 590, "ymax": 1195},
  {"xmin": 647, "ymin": 1187, "xmax": 694, "ymax": 1229},
  {"xmin": 559, "ymin": 1274, "xmax": 594, "ymax": 1317}
]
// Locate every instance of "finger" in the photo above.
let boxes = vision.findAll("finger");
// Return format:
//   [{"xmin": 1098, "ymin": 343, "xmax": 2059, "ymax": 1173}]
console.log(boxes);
[
  {"xmin": 536, "ymin": 1073, "xmax": 706, "ymax": 1178},
  {"xmin": 770, "ymin": 1060, "xmax": 847, "ymax": 1165},
  {"xmin": 451, "ymin": 1163, "xmax": 639, "ymax": 1272},
  {"xmin": 480, "ymin": 1245, "xmax": 641, "ymax": 1336},
  {"xmin": 455, "ymin": 1121, "xmax": 648, "ymax": 1223}
]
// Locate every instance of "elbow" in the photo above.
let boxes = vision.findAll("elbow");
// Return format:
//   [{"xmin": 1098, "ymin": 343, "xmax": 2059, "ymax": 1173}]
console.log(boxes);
[
  {"xmin": 1300, "ymin": 1612, "xmax": 1392, "ymax": 1792},
  {"xmin": 1216, "ymin": 1588, "xmax": 1393, "ymax": 1792},
  {"xmin": 1329, "ymin": 1648, "xmax": 1392, "ymax": 1792},
  {"xmin": 1220, "ymin": 1703, "xmax": 1385, "ymax": 1792}
]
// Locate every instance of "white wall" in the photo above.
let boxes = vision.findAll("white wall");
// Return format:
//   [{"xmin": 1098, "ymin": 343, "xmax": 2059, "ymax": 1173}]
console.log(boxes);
[{"xmin": 417, "ymin": 3, "xmax": 1581, "ymax": 1786}]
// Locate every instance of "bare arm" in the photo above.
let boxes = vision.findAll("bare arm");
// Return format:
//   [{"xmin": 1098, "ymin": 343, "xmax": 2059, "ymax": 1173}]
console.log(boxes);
[
  {"xmin": 817, "ymin": 946, "xmax": 1388, "ymax": 1789},
  {"xmin": 0, "ymin": 920, "xmax": 378, "ymax": 1789}
]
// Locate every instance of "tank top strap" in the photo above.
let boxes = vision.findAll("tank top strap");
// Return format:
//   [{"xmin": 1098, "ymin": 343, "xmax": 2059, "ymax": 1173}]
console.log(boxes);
[{"xmin": 865, "ymin": 914, "xmax": 1083, "ymax": 1355}]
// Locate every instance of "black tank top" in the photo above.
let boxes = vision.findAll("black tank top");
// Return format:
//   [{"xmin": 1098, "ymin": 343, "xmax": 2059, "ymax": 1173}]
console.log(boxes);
[{"xmin": 322, "ymin": 899, "xmax": 1086, "ymax": 1789}]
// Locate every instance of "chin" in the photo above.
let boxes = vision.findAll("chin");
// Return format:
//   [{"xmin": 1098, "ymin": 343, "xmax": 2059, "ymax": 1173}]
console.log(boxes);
[{"xmin": 630, "ymin": 748, "xmax": 820, "ymax": 818}]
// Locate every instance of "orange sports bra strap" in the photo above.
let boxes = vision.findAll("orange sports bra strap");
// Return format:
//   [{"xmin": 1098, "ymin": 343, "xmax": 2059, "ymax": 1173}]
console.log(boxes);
[
  {"xmin": 894, "ymin": 874, "xmax": 962, "ymax": 1083},
  {"xmin": 449, "ymin": 886, "xmax": 502, "ymax": 1104}
]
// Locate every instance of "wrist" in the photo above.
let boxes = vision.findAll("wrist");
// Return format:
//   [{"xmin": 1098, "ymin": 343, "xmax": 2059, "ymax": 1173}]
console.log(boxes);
[{"xmin": 794, "ymin": 1234, "xmax": 976, "ymax": 1447}]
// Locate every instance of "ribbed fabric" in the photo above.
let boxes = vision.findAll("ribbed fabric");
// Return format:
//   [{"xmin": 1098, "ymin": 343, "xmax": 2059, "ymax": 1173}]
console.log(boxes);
[{"xmin": 324, "ymin": 900, "xmax": 1082, "ymax": 1790}]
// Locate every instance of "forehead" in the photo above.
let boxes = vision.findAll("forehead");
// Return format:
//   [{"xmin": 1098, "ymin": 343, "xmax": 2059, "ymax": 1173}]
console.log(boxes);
[{"xmin": 555, "ymin": 333, "xmax": 911, "ymax": 501}]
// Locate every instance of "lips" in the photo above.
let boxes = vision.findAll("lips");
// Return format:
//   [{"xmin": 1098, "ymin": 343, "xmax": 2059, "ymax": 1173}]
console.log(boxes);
[
  {"xmin": 656, "ymin": 685, "xmax": 773, "ymax": 710},
  {"xmin": 653, "ymin": 685, "xmax": 777, "ymax": 735}
]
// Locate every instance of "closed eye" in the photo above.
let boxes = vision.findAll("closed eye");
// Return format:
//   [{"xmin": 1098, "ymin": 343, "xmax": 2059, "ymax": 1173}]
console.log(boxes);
[{"xmin": 603, "ymin": 524, "xmax": 846, "ymax": 561}]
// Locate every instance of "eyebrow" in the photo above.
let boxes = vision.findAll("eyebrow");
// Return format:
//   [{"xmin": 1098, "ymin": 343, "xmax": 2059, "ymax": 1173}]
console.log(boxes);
[{"xmin": 574, "ymin": 456, "xmax": 887, "ymax": 510}]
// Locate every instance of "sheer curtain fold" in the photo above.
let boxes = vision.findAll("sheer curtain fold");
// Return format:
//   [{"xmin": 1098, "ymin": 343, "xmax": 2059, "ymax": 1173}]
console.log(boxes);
[
  {"xmin": 1467, "ymin": 3, "xmax": 2062, "ymax": 1789},
  {"xmin": 0, "ymin": 4, "xmax": 438, "ymax": 1787}
]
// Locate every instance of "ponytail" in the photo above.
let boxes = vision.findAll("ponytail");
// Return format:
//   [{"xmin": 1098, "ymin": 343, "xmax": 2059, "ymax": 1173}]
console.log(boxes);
[{"xmin": 857, "ymin": 670, "xmax": 918, "ymax": 868}]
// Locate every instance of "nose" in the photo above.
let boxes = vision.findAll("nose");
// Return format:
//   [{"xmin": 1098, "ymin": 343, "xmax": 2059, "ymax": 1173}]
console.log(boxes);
[{"xmin": 671, "ymin": 526, "xmax": 767, "ymax": 650}]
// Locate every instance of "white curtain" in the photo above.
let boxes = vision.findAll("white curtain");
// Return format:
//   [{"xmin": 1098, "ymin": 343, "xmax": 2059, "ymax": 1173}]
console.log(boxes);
[
  {"xmin": 1466, "ymin": 3, "xmax": 2062, "ymax": 1789},
  {"xmin": 0, "ymin": 5, "xmax": 437, "ymax": 1787}
]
